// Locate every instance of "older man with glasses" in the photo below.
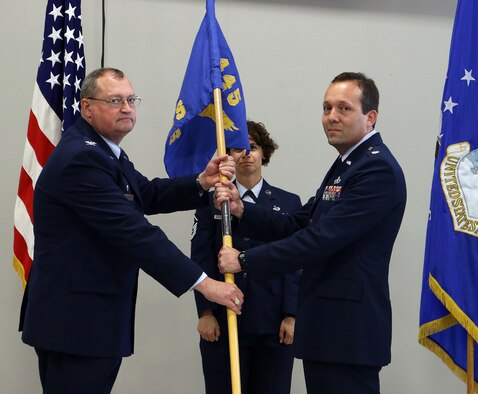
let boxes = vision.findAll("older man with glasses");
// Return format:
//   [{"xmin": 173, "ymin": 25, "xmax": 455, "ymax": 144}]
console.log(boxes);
[{"xmin": 19, "ymin": 67, "xmax": 244, "ymax": 394}]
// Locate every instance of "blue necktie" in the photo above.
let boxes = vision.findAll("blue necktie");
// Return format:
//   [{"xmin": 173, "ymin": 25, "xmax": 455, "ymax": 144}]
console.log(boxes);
[{"xmin": 243, "ymin": 189, "xmax": 258, "ymax": 203}]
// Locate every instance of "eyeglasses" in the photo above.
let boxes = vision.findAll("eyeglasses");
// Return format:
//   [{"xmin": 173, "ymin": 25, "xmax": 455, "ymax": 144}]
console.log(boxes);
[{"xmin": 87, "ymin": 96, "xmax": 142, "ymax": 108}]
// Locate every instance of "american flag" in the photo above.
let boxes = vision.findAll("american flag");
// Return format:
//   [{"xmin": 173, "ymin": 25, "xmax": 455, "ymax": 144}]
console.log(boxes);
[{"xmin": 13, "ymin": 0, "xmax": 85, "ymax": 287}]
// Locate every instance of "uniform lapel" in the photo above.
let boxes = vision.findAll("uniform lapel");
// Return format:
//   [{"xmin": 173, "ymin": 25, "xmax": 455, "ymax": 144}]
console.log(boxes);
[
  {"xmin": 310, "ymin": 132, "xmax": 384, "ymax": 216},
  {"xmin": 76, "ymin": 118, "xmax": 143, "ymax": 209},
  {"xmin": 118, "ymin": 150, "xmax": 143, "ymax": 208},
  {"xmin": 257, "ymin": 180, "xmax": 273, "ymax": 207},
  {"xmin": 310, "ymin": 156, "xmax": 342, "ymax": 213}
]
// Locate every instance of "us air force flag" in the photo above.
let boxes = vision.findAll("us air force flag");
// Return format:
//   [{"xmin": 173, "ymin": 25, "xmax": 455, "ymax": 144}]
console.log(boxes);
[
  {"xmin": 419, "ymin": 0, "xmax": 478, "ymax": 385},
  {"xmin": 164, "ymin": 0, "xmax": 249, "ymax": 178}
]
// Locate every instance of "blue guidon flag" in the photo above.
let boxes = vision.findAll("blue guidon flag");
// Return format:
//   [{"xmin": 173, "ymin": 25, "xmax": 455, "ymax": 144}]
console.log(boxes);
[
  {"xmin": 419, "ymin": 0, "xmax": 478, "ymax": 386},
  {"xmin": 164, "ymin": 0, "xmax": 249, "ymax": 178}
]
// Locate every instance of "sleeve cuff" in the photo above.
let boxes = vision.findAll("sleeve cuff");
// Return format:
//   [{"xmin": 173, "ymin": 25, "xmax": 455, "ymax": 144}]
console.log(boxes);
[{"xmin": 190, "ymin": 272, "xmax": 208, "ymax": 291}]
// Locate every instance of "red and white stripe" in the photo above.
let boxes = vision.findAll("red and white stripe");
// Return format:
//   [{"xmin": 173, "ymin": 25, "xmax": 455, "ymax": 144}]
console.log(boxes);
[{"xmin": 13, "ymin": 83, "xmax": 61, "ymax": 287}]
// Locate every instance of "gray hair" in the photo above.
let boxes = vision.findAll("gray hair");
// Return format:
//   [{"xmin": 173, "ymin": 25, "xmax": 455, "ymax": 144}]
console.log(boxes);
[{"xmin": 80, "ymin": 68, "xmax": 126, "ymax": 100}]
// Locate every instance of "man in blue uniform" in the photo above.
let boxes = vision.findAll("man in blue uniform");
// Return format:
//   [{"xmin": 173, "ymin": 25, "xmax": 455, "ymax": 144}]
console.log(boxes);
[
  {"xmin": 217, "ymin": 72, "xmax": 407, "ymax": 394},
  {"xmin": 19, "ymin": 67, "xmax": 243, "ymax": 394},
  {"xmin": 192, "ymin": 120, "xmax": 301, "ymax": 394}
]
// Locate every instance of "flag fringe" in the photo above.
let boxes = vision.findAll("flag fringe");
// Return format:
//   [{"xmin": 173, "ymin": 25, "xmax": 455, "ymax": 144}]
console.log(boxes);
[
  {"xmin": 12, "ymin": 255, "xmax": 27, "ymax": 289},
  {"xmin": 428, "ymin": 273, "xmax": 478, "ymax": 341},
  {"xmin": 418, "ymin": 336, "xmax": 477, "ymax": 392},
  {"xmin": 418, "ymin": 273, "xmax": 478, "ymax": 391},
  {"xmin": 418, "ymin": 313, "xmax": 458, "ymax": 339}
]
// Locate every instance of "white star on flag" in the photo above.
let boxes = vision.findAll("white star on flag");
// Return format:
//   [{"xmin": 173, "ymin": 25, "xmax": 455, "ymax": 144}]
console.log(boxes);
[
  {"xmin": 461, "ymin": 69, "xmax": 475, "ymax": 86},
  {"xmin": 64, "ymin": 26, "xmax": 76, "ymax": 43},
  {"xmin": 49, "ymin": 4, "xmax": 63, "ymax": 21},
  {"xmin": 74, "ymin": 76, "xmax": 82, "ymax": 93},
  {"xmin": 443, "ymin": 96, "xmax": 458, "ymax": 113},
  {"xmin": 46, "ymin": 50, "xmax": 61, "ymax": 67},
  {"xmin": 76, "ymin": 31, "xmax": 84, "ymax": 48},
  {"xmin": 65, "ymin": 4, "xmax": 76, "ymax": 21},
  {"xmin": 72, "ymin": 98, "xmax": 80, "ymax": 114},
  {"xmin": 48, "ymin": 27, "xmax": 62, "ymax": 44},
  {"xmin": 63, "ymin": 73, "xmax": 71, "ymax": 87},
  {"xmin": 64, "ymin": 50, "xmax": 74, "ymax": 65},
  {"xmin": 46, "ymin": 72, "xmax": 61, "ymax": 88},
  {"xmin": 74, "ymin": 54, "xmax": 84, "ymax": 70}
]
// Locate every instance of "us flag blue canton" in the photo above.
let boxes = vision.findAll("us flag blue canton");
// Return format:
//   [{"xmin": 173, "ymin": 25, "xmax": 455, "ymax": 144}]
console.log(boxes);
[
  {"xmin": 39, "ymin": 0, "xmax": 85, "ymax": 130},
  {"xmin": 419, "ymin": 0, "xmax": 478, "ymax": 386},
  {"xmin": 164, "ymin": 0, "xmax": 249, "ymax": 178},
  {"xmin": 13, "ymin": 0, "xmax": 85, "ymax": 286}
]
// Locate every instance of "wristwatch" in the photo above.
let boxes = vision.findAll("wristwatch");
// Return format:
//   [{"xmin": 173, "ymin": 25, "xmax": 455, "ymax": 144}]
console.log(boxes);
[{"xmin": 238, "ymin": 251, "xmax": 247, "ymax": 272}]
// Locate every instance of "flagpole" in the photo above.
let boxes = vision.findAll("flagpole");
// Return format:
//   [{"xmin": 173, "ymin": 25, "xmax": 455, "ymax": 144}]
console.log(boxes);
[
  {"xmin": 468, "ymin": 333, "xmax": 474, "ymax": 394},
  {"xmin": 213, "ymin": 87, "xmax": 242, "ymax": 394}
]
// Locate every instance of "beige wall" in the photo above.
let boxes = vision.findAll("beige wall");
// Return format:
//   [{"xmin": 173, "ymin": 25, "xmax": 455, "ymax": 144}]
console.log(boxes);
[{"xmin": 1, "ymin": 0, "xmax": 461, "ymax": 392}]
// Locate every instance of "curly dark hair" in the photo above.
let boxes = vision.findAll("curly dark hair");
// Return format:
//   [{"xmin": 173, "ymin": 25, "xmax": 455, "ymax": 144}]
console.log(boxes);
[{"xmin": 247, "ymin": 120, "xmax": 279, "ymax": 166}]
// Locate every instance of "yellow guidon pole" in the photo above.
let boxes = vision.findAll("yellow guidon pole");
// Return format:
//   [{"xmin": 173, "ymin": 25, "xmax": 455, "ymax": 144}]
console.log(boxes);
[
  {"xmin": 467, "ymin": 333, "xmax": 474, "ymax": 394},
  {"xmin": 213, "ymin": 87, "xmax": 241, "ymax": 394}
]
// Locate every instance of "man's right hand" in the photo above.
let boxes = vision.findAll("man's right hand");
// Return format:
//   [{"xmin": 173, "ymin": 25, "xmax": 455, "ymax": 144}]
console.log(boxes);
[
  {"xmin": 195, "ymin": 277, "xmax": 243, "ymax": 315},
  {"xmin": 218, "ymin": 246, "xmax": 241, "ymax": 274}
]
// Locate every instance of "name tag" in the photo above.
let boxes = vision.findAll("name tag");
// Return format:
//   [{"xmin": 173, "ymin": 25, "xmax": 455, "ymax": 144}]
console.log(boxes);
[{"xmin": 124, "ymin": 193, "xmax": 134, "ymax": 201}]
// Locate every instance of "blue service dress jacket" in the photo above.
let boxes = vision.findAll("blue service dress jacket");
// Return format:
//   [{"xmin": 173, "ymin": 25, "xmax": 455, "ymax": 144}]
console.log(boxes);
[
  {"xmin": 192, "ymin": 180, "xmax": 302, "ymax": 336},
  {"xmin": 19, "ymin": 117, "xmax": 206, "ymax": 358},
  {"xmin": 237, "ymin": 133, "xmax": 407, "ymax": 367}
]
